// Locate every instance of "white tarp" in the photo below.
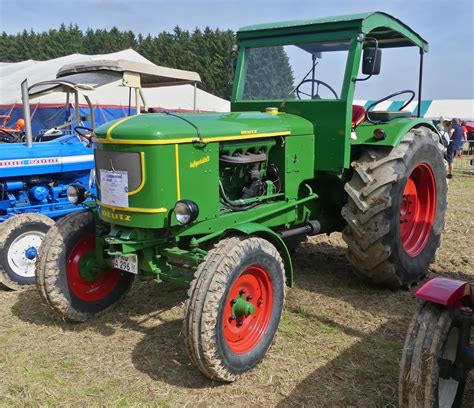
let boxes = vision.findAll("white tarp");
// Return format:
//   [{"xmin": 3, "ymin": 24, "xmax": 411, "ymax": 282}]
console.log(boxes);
[{"xmin": 0, "ymin": 49, "xmax": 230, "ymax": 112}]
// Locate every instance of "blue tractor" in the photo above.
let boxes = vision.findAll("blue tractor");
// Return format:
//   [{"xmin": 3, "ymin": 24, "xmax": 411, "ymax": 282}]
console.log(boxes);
[
  {"xmin": 0, "ymin": 77, "xmax": 96, "ymax": 290},
  {"xmin": 0, "ymin": 59, "xmax": 203, "ymax": 290}
]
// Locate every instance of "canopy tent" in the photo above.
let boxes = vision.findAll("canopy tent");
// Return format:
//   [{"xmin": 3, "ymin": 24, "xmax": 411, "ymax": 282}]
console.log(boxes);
[
  {"xmin": 354, "ymin": 99, "xmax": 474, "ymax": 120},
  {"xmin": 0, "ymin": 49, "xmax": 230, "ymax": 134}
]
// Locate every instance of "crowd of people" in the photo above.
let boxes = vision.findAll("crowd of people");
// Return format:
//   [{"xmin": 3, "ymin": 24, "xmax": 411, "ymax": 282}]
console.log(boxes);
[{"xmin": 436, "ymin": 118, "xmax": 469, "ymax": 178}]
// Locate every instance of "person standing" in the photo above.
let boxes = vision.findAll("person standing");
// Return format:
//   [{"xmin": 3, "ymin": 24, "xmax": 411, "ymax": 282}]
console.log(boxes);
[{"xmin": 446, "ymin": 118, "xmax": 467, "ymax": 178}]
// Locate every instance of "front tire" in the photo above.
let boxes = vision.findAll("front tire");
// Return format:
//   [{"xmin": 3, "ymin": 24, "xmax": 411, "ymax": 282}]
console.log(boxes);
[
  {"xmin": 342, "ymin": 127, "xmax": 447, "ymax": 288},
  {"xmin": 399, "ymin": 302, "xmax": 465, "ymax": 407},
  {"xmin": 184, "ymin": 236, "xmax": 285, "ymax": 382},
  {"xmin": 0, "ymin": 213, "xmax": 54, "ymax": 290},
  {"xmin": 36, "ymin": 210, "xmax": 134, "ymax": 322}
]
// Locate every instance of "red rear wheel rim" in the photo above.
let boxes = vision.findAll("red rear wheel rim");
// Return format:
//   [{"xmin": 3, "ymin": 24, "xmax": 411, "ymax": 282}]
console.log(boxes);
[
  {"xmin": 399, "ymin": 163, "xmax": 437, "ymax": 257},
  {"xmin": 66, "ymin": 233, "xmax": 121, "ymax": 302},
  {"xmin": 222, "ymin": 265, "xmax": 273, "ymax": 354}
]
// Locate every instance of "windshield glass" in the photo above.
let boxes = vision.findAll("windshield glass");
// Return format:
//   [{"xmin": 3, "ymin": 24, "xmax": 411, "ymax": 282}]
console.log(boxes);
[{"xmin": 240, "ymin": 40, "xmax": 350, "ymax": 101}]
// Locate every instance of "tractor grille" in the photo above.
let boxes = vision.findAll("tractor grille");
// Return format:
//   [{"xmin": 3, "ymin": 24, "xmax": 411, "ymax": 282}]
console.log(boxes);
[{"xmin": 94, "ymin": 150, "xmax": 142, "ymax": 192}]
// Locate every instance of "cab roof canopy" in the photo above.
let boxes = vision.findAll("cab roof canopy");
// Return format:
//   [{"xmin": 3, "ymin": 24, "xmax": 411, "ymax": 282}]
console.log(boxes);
[
  {"xmin": 238, "ymin": 12, "xmax": 429, "ymax": 52},
  {"xmin": 29, "ymin": 59, "xmax": 201, "ymax": 99}
]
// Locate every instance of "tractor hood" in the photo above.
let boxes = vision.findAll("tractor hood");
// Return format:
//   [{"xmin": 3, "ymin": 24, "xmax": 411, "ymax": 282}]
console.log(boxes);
[{"xmin": 94, "ymin": 111, "xmax": 313, "ymax": 145}]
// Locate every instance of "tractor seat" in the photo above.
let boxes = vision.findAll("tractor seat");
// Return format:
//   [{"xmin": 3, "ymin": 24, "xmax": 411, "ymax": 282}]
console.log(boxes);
[
  {"xmin": 352, "ymin": 105, "xmax": 366, "ymax": 128},
  {"xmin": 367, "ymin": 111, "xmax": 411, "ymax": 122}
]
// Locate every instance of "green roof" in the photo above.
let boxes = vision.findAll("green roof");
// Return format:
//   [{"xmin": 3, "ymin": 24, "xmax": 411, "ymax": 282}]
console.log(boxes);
[{"xmin": 238, "ymin": 12, "xmax": 428, "ymax": 52}]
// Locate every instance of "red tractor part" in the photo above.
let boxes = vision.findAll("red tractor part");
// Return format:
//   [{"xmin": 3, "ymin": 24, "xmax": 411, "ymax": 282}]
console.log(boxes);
[
  {"xmin": 415, "ymin": 277, "xmax": 473, "ymax": 308},
  {"xmin": 400, "ymin": 278, "xmax": 474, "ymax": 406}
]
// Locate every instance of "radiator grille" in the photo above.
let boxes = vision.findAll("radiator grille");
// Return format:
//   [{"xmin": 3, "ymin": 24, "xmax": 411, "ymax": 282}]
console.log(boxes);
[{"xmin": 94, "ymin": 150, "xmax": 142, "ymax": 192}]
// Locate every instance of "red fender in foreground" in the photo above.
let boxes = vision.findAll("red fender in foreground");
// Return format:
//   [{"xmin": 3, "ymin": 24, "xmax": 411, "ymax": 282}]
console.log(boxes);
[{"xmin": 415, "ymin": 277, "xmax": 473, "ymax": 308}]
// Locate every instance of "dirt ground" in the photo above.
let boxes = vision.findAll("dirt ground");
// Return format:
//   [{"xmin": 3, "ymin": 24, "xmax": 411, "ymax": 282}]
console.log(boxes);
[{"xmin": 1, "ymin": 170, "xmax": 473, "ymax": 407}]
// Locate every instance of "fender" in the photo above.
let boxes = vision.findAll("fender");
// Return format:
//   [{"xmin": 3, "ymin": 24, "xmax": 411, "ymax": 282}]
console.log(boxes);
[
  {"xmin": 228, "ymin": 223, "xmax": 293, "ymax": 287},
  {"xmin": 415, "ymin": 277, "xmax": 473, "ymax": 308},
  {"xmin": 352, "ymin": 118, "xmax": 437, "ymax": 147}
]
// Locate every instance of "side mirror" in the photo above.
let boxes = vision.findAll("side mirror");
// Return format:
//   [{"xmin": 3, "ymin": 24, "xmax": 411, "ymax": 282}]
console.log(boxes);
[{"xmin": 362, "ymin": 47, "xmax": 382, "ymax": 75}]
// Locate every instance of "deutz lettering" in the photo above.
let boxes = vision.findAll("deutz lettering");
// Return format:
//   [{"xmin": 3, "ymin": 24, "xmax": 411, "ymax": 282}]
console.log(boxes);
[{"xmin": 101, "ymin": 209, "xmax": 132, "ymax": 221}]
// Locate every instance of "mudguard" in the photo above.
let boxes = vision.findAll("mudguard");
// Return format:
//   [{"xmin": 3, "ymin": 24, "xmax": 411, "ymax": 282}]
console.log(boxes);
[
  {"xmin": 228, "ymin": 222, "xmax": 293, "ymax": 287},
  {"xmin": 415, "ymin": 277, "xmax": 473, "ymax": 308},
  {"xmin": 352, "ymin": 118, "xmax": 437, "ymax": 147}
]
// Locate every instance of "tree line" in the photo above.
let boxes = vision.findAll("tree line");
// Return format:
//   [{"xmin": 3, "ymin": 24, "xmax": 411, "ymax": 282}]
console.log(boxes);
[{"xmin": 0, "ymin": 24, "xmax": 236, "ymax": 99}]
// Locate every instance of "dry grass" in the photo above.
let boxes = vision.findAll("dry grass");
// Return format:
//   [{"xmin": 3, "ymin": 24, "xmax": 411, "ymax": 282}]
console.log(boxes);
[{"xmin": 0, "ymin": 171, "xmax": 473, "ymax": 407}]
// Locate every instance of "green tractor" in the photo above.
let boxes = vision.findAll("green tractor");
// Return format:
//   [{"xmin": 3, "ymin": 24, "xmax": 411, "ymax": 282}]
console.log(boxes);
[{"xmin": 37, "ymin": 12, "xmax": 447, "ymax": 381}]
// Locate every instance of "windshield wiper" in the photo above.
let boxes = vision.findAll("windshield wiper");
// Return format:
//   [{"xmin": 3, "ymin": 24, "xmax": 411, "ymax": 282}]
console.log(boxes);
[{"xmin": 280, "ymin": 60, "xmax": 319, "ymax": 109}]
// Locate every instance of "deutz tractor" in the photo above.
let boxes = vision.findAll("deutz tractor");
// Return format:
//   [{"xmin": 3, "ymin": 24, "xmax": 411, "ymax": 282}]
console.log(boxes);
[
  {"xmin": 0, "ymin": 59, "xmax": 200, "ymax": 290},
  {"xmin": 37, "ymin": 12, "xmax": 447, "ymax": 381}
]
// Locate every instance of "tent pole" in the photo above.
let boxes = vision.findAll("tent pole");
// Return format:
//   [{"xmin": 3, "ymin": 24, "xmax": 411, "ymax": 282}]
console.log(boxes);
[
  {"xmin": 135, "ymin": 88, "xmax": 140, "ymax": 115},
  {"xmin": 21, "ymin": 79, "xmax": 33, "ymax": 147},
  {"xmin": 193, "ymin": 82, "xmax": 197, "ymax": 112}
]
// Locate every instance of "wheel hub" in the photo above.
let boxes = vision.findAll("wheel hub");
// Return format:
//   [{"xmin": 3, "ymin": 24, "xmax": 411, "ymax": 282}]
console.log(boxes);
[
  {"xmin": 66, "ymin": 233, "xmax": 121, "ymax": 302},
  {"xmin": 223, "ymin": 265, "xmax": 273, "ymax": 354},
  {"xmin": 399, "ymin": 163, "xmax": 436, "ymax": 257},
  {"xmin": 7, "ymin": 230, "xmax": 45, "ymax": 278}
]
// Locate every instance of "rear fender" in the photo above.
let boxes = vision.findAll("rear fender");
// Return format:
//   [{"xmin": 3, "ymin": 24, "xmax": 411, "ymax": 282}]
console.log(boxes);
[
  {"xmin": 415, "ymin": 277, "xmax": 473, "ymax": 308},
  {"xmin": 226, "ymin": 223, "xmax": 293, "ymax": 287},
  {"xmin": 352, "ymin": 118, "xmax": 438, "ymax": 147}
]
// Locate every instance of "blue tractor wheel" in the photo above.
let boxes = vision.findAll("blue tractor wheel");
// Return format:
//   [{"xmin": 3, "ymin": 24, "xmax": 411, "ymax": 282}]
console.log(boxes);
[{"xmin": 0, "ymin": 213, "xmax": 54, "ymax": 290}]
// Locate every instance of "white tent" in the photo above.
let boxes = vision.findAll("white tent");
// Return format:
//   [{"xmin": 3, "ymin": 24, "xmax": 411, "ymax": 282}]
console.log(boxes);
[{"xmin": 0, "ymin": 49, "xmax": 230, "ymax": 112}]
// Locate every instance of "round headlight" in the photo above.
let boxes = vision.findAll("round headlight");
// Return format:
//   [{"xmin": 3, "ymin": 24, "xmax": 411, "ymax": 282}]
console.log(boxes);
[
  {"xmin": 174, "ymin": 200, "xmax": 199, "ymax": 225},
  {"xmin": 67, "ymin": 184, "xmax": 87, "ymax": 204}
]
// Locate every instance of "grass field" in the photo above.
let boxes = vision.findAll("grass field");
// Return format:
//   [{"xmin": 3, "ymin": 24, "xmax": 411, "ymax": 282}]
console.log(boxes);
[{"xmin": 1, "ymin": 171, "xmax": 473, "ymax": 407}]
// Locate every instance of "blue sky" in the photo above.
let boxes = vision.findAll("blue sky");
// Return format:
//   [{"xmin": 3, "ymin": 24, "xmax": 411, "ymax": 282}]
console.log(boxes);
[{"xmin": 0, "ymin": 0, "xmax": 473, "ymax": 99}]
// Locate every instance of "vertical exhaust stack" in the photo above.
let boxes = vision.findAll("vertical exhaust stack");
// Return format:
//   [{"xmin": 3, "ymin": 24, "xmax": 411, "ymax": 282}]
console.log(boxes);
[{"xmin": 21, "ymin": 79, "xmax": 33, "ymax": 147}]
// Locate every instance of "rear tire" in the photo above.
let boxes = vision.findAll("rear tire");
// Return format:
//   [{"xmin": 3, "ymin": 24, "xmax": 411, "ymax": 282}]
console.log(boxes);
[
  {"xmin": 399, "ymin": 302, "xmax": 465, "ymax": 407},
  {"xmin": 36, "ymin": 210, "xmax": 134, "ymax": 322},
  {"xmin": 0, "ymin": 213, "xmax": 54, "ymax": 290},
  {"xmin": 342, "ymin": 127, "xmax": 447, "ymax": 288},
  {"xmin": 184, "ymin": 236, "xmax": 285, "ymax": 382}
]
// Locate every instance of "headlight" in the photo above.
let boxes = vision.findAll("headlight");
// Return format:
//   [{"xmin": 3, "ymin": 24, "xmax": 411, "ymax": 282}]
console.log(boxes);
[
  {"xmin": 67, "ymin": 184, "xmax": 88, "ymax": 204},
  {"xmin": 174, "ymin": 200, "xmax": 199, "ymax": 225}
]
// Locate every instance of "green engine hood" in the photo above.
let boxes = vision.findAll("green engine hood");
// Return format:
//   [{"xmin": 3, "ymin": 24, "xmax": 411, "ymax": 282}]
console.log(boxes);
[{"xmin": 94, "ymin": 111, "xmax": 313, "ymax": 145}]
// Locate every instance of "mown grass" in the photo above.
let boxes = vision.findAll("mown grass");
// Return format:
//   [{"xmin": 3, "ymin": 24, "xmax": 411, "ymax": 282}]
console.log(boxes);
[{"xmin": 0, "ymin": 172, "xmax": 473, "ymax": 406}]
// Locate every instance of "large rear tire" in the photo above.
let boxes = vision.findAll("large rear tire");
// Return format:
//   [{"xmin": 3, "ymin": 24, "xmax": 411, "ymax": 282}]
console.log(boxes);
[
  {"xmin": 184, "ymin": 236, "xmax": 285, "ymax": 382},
  {"xmin": 0, "ymin": 213, "xmax": 54, "ymax": 290},
  {"xmin": 342, "ymin": 127, "xmax": 447, "ymax": 288},
  {"xmin": 36, "ymin": 210, "xmax": 134, "ymax": 322},
  {"xmin": 399, "ymin": 302, "xmax": 465, "ymax": 407}
]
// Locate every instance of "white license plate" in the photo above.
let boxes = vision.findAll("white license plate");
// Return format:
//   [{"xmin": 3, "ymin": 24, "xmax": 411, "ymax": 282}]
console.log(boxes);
[{"xmin": 112, "ymin": 254, "xmax": 138, "ymax": 274}]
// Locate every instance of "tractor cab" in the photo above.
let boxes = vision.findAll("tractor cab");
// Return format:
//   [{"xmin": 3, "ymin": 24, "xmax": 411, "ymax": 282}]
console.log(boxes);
[{"xmin": 232, "ymin": 11, "xmax": 430, "ymax": 172}]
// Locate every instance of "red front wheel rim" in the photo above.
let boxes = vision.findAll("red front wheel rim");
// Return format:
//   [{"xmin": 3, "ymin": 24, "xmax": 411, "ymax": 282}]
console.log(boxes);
[
  {"xmin": 399, "ymin": 163, "xmax": 437, "ymax": 257},
  {"xmin": 222, "ymin": 265, "xmax": 273, "ymax": 354},
  {"xmin": 66, "ymin": 233, "xmax": 121, "ymax": 302}
]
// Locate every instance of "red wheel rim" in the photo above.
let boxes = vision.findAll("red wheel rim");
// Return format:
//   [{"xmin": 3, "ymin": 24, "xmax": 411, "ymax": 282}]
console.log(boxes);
[
  {"xmin": 399, "ymin": 163, "xmax": 437, "ymax": 257},
  {"xmin": 66, "ymin": 233, "xmax": 121, "ymax": 302},
  {"xmin": 222, "ymin": 265, "xmax": 273, "ymax": 354}
]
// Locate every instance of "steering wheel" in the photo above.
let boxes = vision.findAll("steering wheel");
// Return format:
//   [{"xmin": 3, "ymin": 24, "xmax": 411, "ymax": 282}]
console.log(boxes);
[
  {"xmin": 296, "ymin": 79, "xmax": 339, "ymax": 100},
  {"xmin": 366, "ymin": 90, "xmax": 415, "ymax": 123},
  {"xmin": 74, "ymin": 126, "xmax": 94, "ymax": 139}
]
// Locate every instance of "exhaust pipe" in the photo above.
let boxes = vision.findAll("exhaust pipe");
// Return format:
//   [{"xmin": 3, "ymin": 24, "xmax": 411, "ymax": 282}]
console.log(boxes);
[
  {"xmin": 279, "ymin": 218, "xmax": 344, "ymax": 239},
  {"xmin": 21, "ymin": 79, "xmax": 33, "ymax": 147}
]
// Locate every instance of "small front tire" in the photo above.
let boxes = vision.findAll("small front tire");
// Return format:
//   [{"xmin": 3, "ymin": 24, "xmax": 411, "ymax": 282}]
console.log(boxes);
[
  {"xmin": 36, "ymin": 210, "xmax": 134, "ymax": 322},
  {"xmin": 184, "ymin": 236, "xmax": 285, "ymax": 382},
  {"xmin": 0, "ymin": 213, "xmax": 54, "ymax": 290}
]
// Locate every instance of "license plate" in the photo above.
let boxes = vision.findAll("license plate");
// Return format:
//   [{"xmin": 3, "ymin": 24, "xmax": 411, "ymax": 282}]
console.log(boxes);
[{"xmin": 111, "ymin": 254, "xmax": 138, "ymax": 274}]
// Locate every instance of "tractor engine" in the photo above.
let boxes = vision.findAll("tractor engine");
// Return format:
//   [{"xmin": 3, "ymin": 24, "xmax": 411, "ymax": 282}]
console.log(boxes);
[
  {"xmin": 218, "ymin": 140, "xmax": 280, "ymax": 211},
  {"xmin": 0, "ymin": 171, "xmax": 92, "ymax": 220}
]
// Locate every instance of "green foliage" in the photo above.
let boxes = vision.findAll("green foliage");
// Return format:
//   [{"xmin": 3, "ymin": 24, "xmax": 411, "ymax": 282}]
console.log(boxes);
[
  {"xmin": 242, "ymin": 46, "xmax": 295, "ymax": 100},
  {"xmin": 0, "ymin": 25, "xmax": 235, "ymax": 99}
]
